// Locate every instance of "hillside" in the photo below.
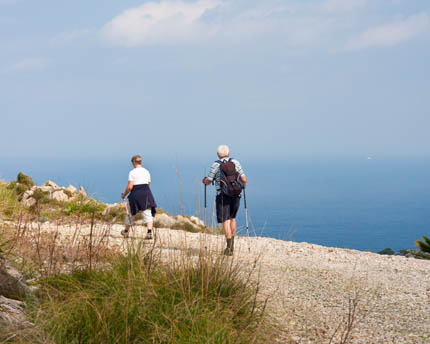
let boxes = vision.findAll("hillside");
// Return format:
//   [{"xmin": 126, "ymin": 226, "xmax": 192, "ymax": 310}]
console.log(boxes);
[{"xmin": 1, "ymin": 175, "xmax": 429, "ymax": 343}]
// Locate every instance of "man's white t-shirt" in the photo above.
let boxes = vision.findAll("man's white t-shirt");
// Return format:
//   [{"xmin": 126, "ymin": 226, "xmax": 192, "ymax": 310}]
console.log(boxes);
[{"xmin": 128, "ymin": 167, "xmax": 151, "ymax": 185}]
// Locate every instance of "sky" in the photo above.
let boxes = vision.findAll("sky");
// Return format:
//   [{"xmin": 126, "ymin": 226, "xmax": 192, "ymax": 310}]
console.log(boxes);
[{"xmin": 1, "ymin": 0, "xmax": 430, "ymax": 161}]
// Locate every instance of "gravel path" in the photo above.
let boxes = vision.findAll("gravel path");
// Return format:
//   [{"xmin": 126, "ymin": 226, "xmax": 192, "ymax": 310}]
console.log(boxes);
[{"xmin": 30, "ymin": 222, "xmax": 430, "ymax": 343}]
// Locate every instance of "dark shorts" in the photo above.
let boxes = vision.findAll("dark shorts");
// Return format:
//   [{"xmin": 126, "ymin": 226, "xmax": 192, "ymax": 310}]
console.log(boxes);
[{"xmin": 216, "ymin": 194, "xmax": 241, "ymax": 223}]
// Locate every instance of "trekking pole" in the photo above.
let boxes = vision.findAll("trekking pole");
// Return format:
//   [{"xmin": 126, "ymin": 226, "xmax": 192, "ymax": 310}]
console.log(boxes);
[
  {"xmin": 123, "ymin": 199, "xmax": 134, "ymax": 233},
  {"xmin": 243, "ymin": 188, "xmax": 249, "ymax": 237},
  {"xmin": 204, "ymin": 169, "xmax": 207, "ymax": 230}
]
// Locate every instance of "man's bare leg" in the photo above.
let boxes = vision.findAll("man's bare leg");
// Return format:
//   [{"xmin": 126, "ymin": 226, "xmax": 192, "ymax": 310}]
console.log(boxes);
[
  {"xmin": 230, "ymin": 219, "xmax": 237, "ymax": 237},
  {"xmin": 230, "ymin": 218, "xmax": 237, "ymax": 253},
  {"xmin": 223, "ymin": 220, "xmax": 233, "ymax": 255},
  {"xmin": 223, "ymin": 220, "xmax": 232, "ymax": 238}
]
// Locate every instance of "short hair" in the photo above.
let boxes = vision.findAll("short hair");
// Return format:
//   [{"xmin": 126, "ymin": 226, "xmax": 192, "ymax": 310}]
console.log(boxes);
[
  {"xmin": 217, "ymin": 145, "xmax": 230, "ymax": 157},
  {"xmin": 131, "ymin": 155, "xmax": 142, "ymax": 164}
]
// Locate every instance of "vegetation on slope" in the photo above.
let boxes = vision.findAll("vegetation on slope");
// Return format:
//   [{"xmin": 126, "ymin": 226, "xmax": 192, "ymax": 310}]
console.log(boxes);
[
  {"xmin": 30, "ymin": 247, "xmax": 270, "ymax": 344},
  {"xmin": 0, "ymin": 173, "xmax": 274, "ymax": 344}
]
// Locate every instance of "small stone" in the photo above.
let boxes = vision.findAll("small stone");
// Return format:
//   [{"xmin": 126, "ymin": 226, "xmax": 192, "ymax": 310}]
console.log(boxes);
[
  {"xmin": 43, "ymin": 180, "xmax": 59, "ymax": 189},
  {"xmin": 52, "ymin": 190, "xmax": 70, "ymax": 202},
  {"xmin": 155, "ymin": 213, "xmax": 176, "ymax": 228}
]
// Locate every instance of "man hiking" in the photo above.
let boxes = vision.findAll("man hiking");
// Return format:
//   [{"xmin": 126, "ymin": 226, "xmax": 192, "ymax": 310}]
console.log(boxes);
[
  {"xmin": 202, "ymin": 145, "xmax": 247, "ymax": 256},
  {"xmin": 121, "ymin": 155, "xmax": 156, "ymax": 240}
]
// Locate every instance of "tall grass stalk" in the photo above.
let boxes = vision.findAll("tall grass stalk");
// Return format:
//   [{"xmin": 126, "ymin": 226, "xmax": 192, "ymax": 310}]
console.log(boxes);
[{"xmin": 0, "ymin": 181, "xmax": 20, "ymax": 218}]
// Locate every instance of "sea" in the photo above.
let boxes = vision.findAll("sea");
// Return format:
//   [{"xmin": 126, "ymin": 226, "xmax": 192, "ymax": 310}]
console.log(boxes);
[{"xmin": 1, "ymin": 156, "xmax": 429, "ymax": 253}]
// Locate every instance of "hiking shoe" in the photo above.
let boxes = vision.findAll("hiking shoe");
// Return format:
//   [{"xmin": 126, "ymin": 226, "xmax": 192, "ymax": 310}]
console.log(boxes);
[
  {"xmin": 121, "ymin": 230, "xmax": 129, "ymax": 238},
  {"xmin": 223, "ymin": 248, "xmax": 233, "ymax": 256},
  {"xmin": 145, "ymin": 232, "xmax": 153, "ymax": 240}
]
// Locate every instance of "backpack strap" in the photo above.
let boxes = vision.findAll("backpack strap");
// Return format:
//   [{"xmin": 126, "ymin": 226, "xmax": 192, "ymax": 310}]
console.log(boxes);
[
  {"xmin": 218, "ymin": 163, "xmax": 227, "ymax": 178},
  {"xmin": 216, "ymin": 158, "xmax": 233, "ymax": 164}
]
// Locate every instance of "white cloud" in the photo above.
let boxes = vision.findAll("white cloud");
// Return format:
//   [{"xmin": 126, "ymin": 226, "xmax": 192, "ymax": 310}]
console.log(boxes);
[
  {"xmin": 321, "ymin": 0, "xmax": 368, "ymax": 13},
  {"xmin": 101, "ymin": 0, "xmax": 355, "ymax": 48},
  {"xmin": 346, "ymin": 12, "xmax": 430, "ymax": 50},
  {"xmin": 101, "ymin": 0, "xmax": 222, "ymax": 46},
  {"xmin": 101, "ymin": 0, "xmax": 430, "ymax": 52},
  {"xmin": 11, "ymin": 58, "xmax": 50, "ymax": 71}
]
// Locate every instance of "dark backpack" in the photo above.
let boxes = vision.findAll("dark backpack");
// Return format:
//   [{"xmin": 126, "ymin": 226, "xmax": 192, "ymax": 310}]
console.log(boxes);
[{"xmin": 218, "ymin": 159, "xmax": 243, "ymax": 197}]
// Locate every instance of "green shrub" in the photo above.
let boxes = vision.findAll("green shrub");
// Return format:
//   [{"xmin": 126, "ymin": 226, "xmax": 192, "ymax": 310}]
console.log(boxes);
[
  {"xmin": 103, "ymin": 205, "xmax": 127, "ymax": 223},
  {"xmin": 16, "ymin": 183, "xmax": 31, "ymax": 196},
  {"xmin": 378, "ymin": 248, "xmax": 395, "ymax": 255},
  {"xmin": 396, "ymin": 249, "xmax": 410, "ymax": 256},
  {"xmin": 415, "ymin": 235, "xmax": 430, "ymax": 253},
  {"xmin": 171, "ymin": 221, "xmax": 201, "ymax": 233},
  {"xmin": 32, "ymin": 249, "xmax": 271, "ymax": 344},
  {"xmin": 17, "ymin": 172, "xmax": 35, "ymax": 188},
  {"xmin": 63, "ymin": 196, "xmax": 106, "ymax": 218},
  {"xmin": 3, "ymin": 172, "xmax": 35, "ymax": 201},
  {"xmin": 32, "ymin": 189, "xmax": 50, "ymax": 204}
]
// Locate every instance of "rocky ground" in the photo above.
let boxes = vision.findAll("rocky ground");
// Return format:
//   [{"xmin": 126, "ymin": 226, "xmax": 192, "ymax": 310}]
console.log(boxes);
[{"xmin": 3, "ymin": 221, "xmax": 428, "ymax": 344}]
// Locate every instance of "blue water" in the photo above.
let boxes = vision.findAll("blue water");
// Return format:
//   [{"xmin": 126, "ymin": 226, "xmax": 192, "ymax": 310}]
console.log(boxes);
[{"xmin": 1, "ymin": 156, "xmax": 429, "ymax": 253}]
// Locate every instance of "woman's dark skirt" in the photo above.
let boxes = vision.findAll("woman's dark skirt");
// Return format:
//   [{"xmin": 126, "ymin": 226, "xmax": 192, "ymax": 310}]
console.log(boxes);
[{"xmin": 128, "ymin": 184, "xmax": 157, "ymax": 217}]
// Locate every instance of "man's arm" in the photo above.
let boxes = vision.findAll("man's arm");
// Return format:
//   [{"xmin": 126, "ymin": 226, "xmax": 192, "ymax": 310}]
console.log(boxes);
[
  {"xmin": 202, "ymin": 162, "xmax": 219, "ymax": 185},
  {"xmin": 240, "ymin": 175, "xmax": 247, "ymax": 188},
  {"xmin": 232, "ymin": 159, "xmax": 247, "ymax": 188},
  {"xmin": 202, "ymin": 178, "xmax": 212, "ymax": 185}
]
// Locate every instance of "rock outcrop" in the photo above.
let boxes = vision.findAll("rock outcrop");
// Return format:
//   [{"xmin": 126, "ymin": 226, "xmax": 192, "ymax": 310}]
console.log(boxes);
[
  {"xmin": 0, "ymin": 264, "xmax": 30, "ymax": 300},
  {"xmin": 0, "ymin": 263, "xmax": 32, "ymax": 330},
  {"xmin": 0, "ymin": 296, "xmax": 28, "ymax": 326},
  {"xmin": 155, "ymin": 213, "xmax": 205, "ymax": 232},
  {"xmin": 20, "ymin": 181, "xmax": 88, "ymax": 207}
]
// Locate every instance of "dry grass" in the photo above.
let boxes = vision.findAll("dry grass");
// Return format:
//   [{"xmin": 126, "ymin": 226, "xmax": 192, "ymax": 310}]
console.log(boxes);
[{"xmin": 0, "ymin": 210, "xmax": 276, "ymax": 344}]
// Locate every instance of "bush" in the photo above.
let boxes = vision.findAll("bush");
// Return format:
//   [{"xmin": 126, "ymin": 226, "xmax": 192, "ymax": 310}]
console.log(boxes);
[
  {"xmin": 17, "ymin": 172, "xmax": 35, "ymax": 188},
  {"xmin": 63, "ymin": 196, "xmax": 106, "ymax": 218},
  {"xmin": 14, "ymin": 172, "xmax": 36, "ymax": 199},
  {"xmin": 415, "ymin": 235, "xmax": 430, "ymax": 253},
  {"xmin": 378, "ymin": 248, "xmax": 395, "ymax": 255},
  {"xmin": 396, "ymin": 249, "xmax": 410, "ymax": 256},
  {"xmin": 32, "ymin": 248, "xmax": 271, "ymax": 344},
  {"xmin": 171, "ymin": 221, "xmax": 201, "ymax": 233},
  {"xmin": 103, "ymin": 205, "xmax": 127, "ymax": 223}
]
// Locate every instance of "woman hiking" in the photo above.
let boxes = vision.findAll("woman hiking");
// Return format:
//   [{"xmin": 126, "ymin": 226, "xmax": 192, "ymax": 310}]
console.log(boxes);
[{"xmin": 121, "ymin": 155, "xmax": 156, "ymax": 239}]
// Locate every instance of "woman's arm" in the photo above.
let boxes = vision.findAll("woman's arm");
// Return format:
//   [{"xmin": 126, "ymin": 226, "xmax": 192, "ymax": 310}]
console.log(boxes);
[{"xmin": 121, "ymin": 181, "xmax": 134, "ymax": 199}]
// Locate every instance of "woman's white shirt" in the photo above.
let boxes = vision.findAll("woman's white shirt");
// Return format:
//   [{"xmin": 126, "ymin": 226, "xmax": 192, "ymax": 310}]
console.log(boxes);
[{"xmin": 128, "ymin": 167, "xmax": 151, "ymax": 185}]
